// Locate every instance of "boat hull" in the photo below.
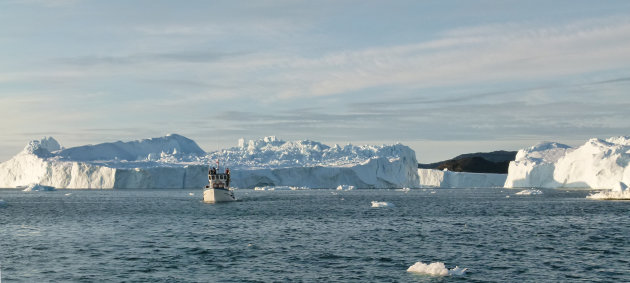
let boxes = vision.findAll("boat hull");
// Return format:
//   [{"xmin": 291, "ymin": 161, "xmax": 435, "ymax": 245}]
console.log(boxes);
[{"xmin": 203, "ymin": 188, "xmax": 236, "ymax": 203}]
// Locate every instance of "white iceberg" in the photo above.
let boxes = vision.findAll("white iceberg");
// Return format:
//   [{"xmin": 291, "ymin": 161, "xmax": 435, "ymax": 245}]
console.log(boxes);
[
  {"xmin": 515, "ymin": 189, "xmax": 543, "ymax": 195},
  {"xmin": 407, "ymin": 261, "xmax": 467, "ymax": 276},
  {"xmin": 418, "ymin": 169, "xmax": 507, "ymax": 188},
  {"xmin": 505, "ymin": 137, "xmax": 630, "ymax": 189},
  {"xmin": 0, "ymin": 135, "xmax": 419, "ymax": 189},
  {"xmin": 371, "ymin": 201, "xmax": 394, "ymax": 207}
]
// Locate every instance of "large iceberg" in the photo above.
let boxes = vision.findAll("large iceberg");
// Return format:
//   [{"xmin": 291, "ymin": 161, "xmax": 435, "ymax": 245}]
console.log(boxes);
[
  {"xmin": 0, "ymin": 134, "xmax": 209, "ymax": 189},
  {"xmin": 504, "ymin": 136, "xmax": 630, "ymax": 189},
  {"xmin": 208, "ymin": 136, "xmax": 419, "ymax": 189},
  {"xmin": 418, "ymin": 169, "xmax": 507, "ymax": 188},
  {"xmin": 0, "ymin": 135, "xmax": 419, "ymax": 189}
]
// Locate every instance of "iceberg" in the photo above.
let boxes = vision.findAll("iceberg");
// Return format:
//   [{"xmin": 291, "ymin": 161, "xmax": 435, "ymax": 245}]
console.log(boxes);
[
  {"xmin": 407, "ymin": 261, "xmax": 467, "ymax": 276},
  {"xmin": 418, "ymin": 169, "xmax": 507, "ymax": 188},
  {"xmin": 505, "ymin": 137, "xmax": 630, "ymax": 189},
  {"xmin": 0, "ymin": 134, "xmax": 208, "ymax": 189},
  {"xmin": 0, "ymin": 135, "xmax": 419, "ymax": 189}
]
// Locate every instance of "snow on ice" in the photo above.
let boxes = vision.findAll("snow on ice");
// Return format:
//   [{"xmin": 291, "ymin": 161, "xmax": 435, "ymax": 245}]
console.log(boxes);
[{"xmin": 0, "ymin": 135, "xmax": 419, "ymax": 189}]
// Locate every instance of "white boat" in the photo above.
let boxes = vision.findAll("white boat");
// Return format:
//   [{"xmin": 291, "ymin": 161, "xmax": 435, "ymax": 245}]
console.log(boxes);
[{"xmin": 203, "ymin": 166, "xmax": 236, "ymax": 203}]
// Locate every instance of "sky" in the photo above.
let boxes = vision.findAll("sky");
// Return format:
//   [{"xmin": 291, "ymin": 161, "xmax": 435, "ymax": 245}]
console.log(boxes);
[{"xmin": 1, "ymin": 0, "xmax": 630, "ymax": 163}]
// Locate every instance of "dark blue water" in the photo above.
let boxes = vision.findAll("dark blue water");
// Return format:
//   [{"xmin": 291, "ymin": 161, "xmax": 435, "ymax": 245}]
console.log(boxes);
[{"xmin": 1, "ymin": 188, "xmax": 629, "ymax": 282}]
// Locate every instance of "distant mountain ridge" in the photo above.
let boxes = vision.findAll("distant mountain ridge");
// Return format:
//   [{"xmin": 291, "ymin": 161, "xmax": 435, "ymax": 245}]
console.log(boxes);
[{"xmin": 418, "ymin": 150, "xmax": 517, "ymax": 174}]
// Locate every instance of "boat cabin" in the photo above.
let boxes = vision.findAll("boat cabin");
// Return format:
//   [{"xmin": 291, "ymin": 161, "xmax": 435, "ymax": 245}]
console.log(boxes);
[{"xmin": 208, "ymin": 168, "xmax": 230, "ymax": 189}]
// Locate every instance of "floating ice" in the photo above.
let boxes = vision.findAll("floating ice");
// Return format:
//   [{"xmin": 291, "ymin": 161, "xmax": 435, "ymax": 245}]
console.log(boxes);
[
  {"xmin": 0, "ymin": 135, "xmax": 419, "ymax": 189},
  {"xmin": 254, "ymin": 185, "xmax": 309, "ymax": 191},
  {"xmin": 587, "ymin": 182, "xmax": 630, "ymax": 200},
  {"xmin": 396, "ymin": 187, "xmax": 411, "ymax": 192},
  {"xmin": 371, "ymin": 201, "xmax": 394, "ymax": 207},
  {"xmin": 0, "ymin": 199, "xmax": 6, "ymax": 206},
  {"xmin": 189, "ymin": 192, "xmax": 195, "ymax": 196},
  {"xmin": 418, "ymin": 168, "xmax": 507, "ymax": 188},
  {"xmin": 587, "ymin": 190, "xmax": 630, "ymax": 200},
  {"xmin": 64, "ymin": 193, "xmax": 72, "ymax": 196},
  {"xmin": 407, "ymin": 261, "xmax": 467, "ymax": 276},
  {"xmin": 22, "ymin": 183, "xmax": 56, "ymax": 192},
  {"xmin": 337, "ymin": 185, "xmax": 355, "ymax": 191},
  {"xmin": 515, "ymin": 189, "xmax": 543, "ymax": 195},
  {"xmin": 289, "ymin": 186, "xmax": 310, "ymax": 190},
  {"xmin": 505, "ymin": 137, "xmax": 630, "ymax": 189}
]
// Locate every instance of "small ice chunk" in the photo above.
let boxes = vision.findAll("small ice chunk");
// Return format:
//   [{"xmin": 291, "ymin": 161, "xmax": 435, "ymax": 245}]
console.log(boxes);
[
  {"xmin": 336, "ymin": 185, "xmax": 355, "ymax": 191},
  {"xmin": 407, "ymin": 261, "xmax": 467, "ymax": 276},
  {"xmin": 396, "ymin": 187, "xmax": 410, "ymax": 192},
  {"xmin": 587, "ymin": 189, "xmax": 630, "ymax": 200},
  {"xmin": 64, "ymin": 193, "xmax": 72, "ymax": 196},
  {"xmin": 22, "ymin": 184, "xmax": 56, "ymax": 192},
  {"xmin": 515, "ymin": 189, "xmax": 543, "ymax": 195},
  {"xmin": 371, "ymin": 201, "xmax": 394, "ymax": 208},
  {"xmin": 0, "ymin": 199, "xmax": 6, "ymax": 206},
  {"xmin": 189, "ymin": 192, "xmax": 195, "ymax": 196}
]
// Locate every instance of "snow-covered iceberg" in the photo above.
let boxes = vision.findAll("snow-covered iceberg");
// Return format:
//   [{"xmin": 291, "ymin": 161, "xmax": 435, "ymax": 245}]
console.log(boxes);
[
  {"xmin": 418, "ymin": 169, "xmax": 507, "ymax": 188},
  {"xmin": 505, "ymin": 136, "xmax": 630, "ymax": 189},
  {"xmin": 0, "ymin": 135, "xmax": 419, "ymax": 189}
]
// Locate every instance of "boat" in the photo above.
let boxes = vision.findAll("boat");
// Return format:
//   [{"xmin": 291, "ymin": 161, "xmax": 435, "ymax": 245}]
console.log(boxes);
[{"xmin": 203, "ymin": 165, "xmax": 236, "ymax": 203}]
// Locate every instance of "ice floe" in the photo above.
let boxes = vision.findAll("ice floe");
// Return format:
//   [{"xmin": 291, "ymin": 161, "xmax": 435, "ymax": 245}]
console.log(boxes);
[
  {"xmin": 515, "ymin": 189, "xmax": 543, "ymax": 195},
  {"xmin": 587, "ymin": 182, "xmax": 630, "ymax": 200},
  {"xmin": 407, "ymin": 261, "xmax": 467, "ymax": 276},
  {"xmin": 336, "ymin": 185, "xmax": 355, "ymax": 191},
  {"xmin": 22, "ymin": 183, "xmax": 56, "ymax": 192},
  {"xmin": 371, "ymin": 201, "xmax": 394, "ymax": 207}
]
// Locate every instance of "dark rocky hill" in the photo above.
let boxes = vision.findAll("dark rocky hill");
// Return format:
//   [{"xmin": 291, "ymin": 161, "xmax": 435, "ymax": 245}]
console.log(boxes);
[{"xmin": 418, "ymin": 150, "xmax": 517, "ymax": 174}]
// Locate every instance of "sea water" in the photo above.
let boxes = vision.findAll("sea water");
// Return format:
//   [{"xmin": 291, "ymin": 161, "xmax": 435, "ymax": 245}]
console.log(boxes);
[{"xmin": 1, "ymin": 188, "xmax": 629, "ymax": 282}]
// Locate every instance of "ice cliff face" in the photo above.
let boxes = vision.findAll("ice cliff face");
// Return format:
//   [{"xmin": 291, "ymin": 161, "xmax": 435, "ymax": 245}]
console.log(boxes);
[
  {"xmin": 0, "ymin": 134, "xmax": 208, "ymax": 189},
  {"xmin": 505, "ymin": 136, "xmax": 630, "ymax": 189},
  {"xmin": 0, "ymin": 135, "xmax": 419, "ymax": 189},
  {"xmin": 418, "ymin": 169, "xmax": 507, "ymax": 188},
  {"xmin": 209, "ymin": 136, "xmax": 419, "ymax": 188}
]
